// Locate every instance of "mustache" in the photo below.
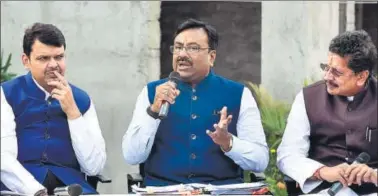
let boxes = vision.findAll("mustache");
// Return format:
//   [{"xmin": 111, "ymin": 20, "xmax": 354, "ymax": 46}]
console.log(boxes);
[
  {"xmin": 44, "ymin": 65, "xmax": 62, "ymax": 74},
  {"xmin": 176, "ymin": 56, "xmax": 192, "ymax": 64},
  {"xmin": 326, "ymin": 80, "xmax": 339, "ymax": 87}
]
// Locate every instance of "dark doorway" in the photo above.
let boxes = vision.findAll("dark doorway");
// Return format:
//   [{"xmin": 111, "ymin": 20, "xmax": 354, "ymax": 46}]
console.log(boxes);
[
  {"xmin": 355, "ymin": 3, "xmax": 378, "ymax": 73},
  {"xmin": 159, "ymin": 1, "xmax": 262, "ymax": 84}
]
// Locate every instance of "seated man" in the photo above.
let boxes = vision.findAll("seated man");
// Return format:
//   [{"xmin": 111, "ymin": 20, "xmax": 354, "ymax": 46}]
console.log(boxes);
[
  {"xmin": 1, "ymin": 23, "xmax": 107, "ymax": 195},
  {"xmin": 122, "ymin": 18, "xmax": 269, "ymax": 186},
  {"xmin": 277, "ymin": 30, "xmax": 377, "ymax": 196}
]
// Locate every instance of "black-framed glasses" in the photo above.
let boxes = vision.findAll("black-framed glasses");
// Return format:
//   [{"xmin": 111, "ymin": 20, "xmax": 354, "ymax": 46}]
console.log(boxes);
[{"xmin": 169, "ymin": 45, "xmax": 211, "ymax": 54}]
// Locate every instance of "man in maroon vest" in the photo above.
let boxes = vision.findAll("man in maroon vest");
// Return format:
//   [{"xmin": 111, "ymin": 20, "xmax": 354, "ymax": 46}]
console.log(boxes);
[{"xmin": 277, "ymin": 30, "xmax": 377, "ymax": 196}]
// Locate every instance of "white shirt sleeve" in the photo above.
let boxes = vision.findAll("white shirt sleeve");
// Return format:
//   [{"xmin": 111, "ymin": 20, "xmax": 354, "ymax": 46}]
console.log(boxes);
[
  {"xmin": 1, "ymin": 87, "xmax": 46, "ymax": 195},
  {"xmin": 122, "ymin": 86, "xmax": 161, "ymax": 165},
  {"xmin": 277, "ymin": 90, "xmax": 324, "ymax": 193},
  {"xmin": 68, "ymin": 100, "xmax": 107, "ymax": 176},
  {"xmin": 224, "ymin": 87, "xmax": 269, "ymax": 173}
]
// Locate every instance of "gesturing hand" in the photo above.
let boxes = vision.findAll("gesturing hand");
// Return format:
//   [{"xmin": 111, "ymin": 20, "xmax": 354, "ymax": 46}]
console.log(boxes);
[{"xmin": 206, "ymin": 106, "xmax": 233, "ymax": 152}]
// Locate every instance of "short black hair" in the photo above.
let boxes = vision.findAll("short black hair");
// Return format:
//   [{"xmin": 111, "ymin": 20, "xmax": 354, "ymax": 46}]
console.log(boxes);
[
  {"xmin": 174, "ymin": 18, "xmax": 219, "ymax": 50},
  {"xmin": 329, "ymin": 30, "xmax": 377, "ymax": 74},
  {"xmin": 23, "ymin": 22, "xmax": 66, "ymax": 57}
]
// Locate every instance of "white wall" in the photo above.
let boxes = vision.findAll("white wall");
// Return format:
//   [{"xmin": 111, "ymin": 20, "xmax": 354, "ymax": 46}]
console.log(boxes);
[
  {"xmin": 1, "ymin": 1, "xmax": 161, "ymax": 193},
  {"xmin": 261, "ymin": 1, "xmax": 340, "ymax": 103}
]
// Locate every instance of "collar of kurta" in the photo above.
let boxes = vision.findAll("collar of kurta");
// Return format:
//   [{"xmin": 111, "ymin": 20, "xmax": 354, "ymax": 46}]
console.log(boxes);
[
  {"xmin": 25, "ymin": 71, "xmax": 48, "ymax": 100},
  {"xmin": 338, "ymin": 76, "xmax": 377, "ymax": 110}
]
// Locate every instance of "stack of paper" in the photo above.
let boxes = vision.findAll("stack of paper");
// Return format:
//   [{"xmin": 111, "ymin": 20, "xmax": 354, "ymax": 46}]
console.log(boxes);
[
  {"xmin": 0, "ymin": 191, "xmax": 29, "ymax": 196},
  {"xmin": 131, "ymin": 182, "xmax": 268, "ymax": 195},
  {"xmin": 131, "ymin": 184, "xmax": 197, "ymax": 195},
  {"xmin": 204, "ymin": 182, "xmax": 268, "ymax": 195}
]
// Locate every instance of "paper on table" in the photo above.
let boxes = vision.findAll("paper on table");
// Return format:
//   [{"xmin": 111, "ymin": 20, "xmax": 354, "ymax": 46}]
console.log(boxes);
[
  {"xmin": 131, "ymin": 184, "xmax": 194, "ymax": 193},
  {"xmin": 204, "ymin": 182, "xmax": 267, "ymax": 191},
  {"xmin": 131, "ymin": 182, "xmax": 267, "ymax": 194},
  {"xmin": 0, "ymin": 190, "xmax": 30, "ymax": 196}
]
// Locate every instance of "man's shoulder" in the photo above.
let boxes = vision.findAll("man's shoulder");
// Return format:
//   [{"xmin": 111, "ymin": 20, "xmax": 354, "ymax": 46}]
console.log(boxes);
[
  {"xmin": 1, "ymin": 74, "xmax": 26, "ymax": 88},
  {"xmin": 69, "ymin": 83, "xmax": 91, "ymax": 100},
  {"xmin": 213, "ymin": 74, "xmax": 244, "ymax": 89},
  {"xmin": 1, "ymin": 74, "xmax": 28, "ymax": 97},
  {"xmin": 147, "ymin": 78, "xmax": 169, "ymax": 89},
  {"xmin": 303, "ymin": 80, "xmax": 326, "ymax": 91}
]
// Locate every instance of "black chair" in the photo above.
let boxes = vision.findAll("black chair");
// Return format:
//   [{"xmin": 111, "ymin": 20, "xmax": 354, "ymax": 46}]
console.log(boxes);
[
  {"xmin": 86, "ymin": 174, "xmax": 112, "ymax": 190},
  {"xmin": 126, "ymin": 163, "xmax": 266, "ymax": 193}
]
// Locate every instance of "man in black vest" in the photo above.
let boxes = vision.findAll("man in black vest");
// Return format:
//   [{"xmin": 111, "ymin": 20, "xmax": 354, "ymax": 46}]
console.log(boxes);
[{"xmin": 277, "ymin": 30, "xmax": 377, "ymax": 196}]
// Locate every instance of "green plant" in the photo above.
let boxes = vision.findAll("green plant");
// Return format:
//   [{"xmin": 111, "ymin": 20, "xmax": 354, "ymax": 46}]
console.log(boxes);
[
  {"xmin": 245, "ymin": 81, "xmax": 291, "ymax": 196},
  {"xmin": 1, "ymin": 51, "xmax": 17, "ymax": 83},
  {"xmin": 243, "ymin": 79, "xmax": 316, "ymax": 196}
]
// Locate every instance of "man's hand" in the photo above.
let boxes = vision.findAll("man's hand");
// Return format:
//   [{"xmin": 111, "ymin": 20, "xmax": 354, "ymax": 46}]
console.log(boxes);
[
  {"xmin": 47, "ymin": 71, "xmax": 81, "ymax": 119},
  {"xmin": 344, "ymin": 164, "xmax": 378, "ymax": 186},
  {"xmin": 206, "ymin": 106, "xmax": 233, "ymax": 152},
  {"xmin": 319, "ymin": 163, "xmax": 349, "ymax": 187},
  {"xmin": 150, "ymin": 81, "xmax": 180, "ymax": 113}
]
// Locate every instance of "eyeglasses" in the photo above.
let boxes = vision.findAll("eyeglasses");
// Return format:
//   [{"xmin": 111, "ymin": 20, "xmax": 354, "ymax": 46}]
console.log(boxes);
[
  {"xmin": 170, "ymin": 45, "xmax": 211, "ymax": 54},
  {"xmin": 320, "ymin": 63, "xmax": 353, "ymax": 78}
]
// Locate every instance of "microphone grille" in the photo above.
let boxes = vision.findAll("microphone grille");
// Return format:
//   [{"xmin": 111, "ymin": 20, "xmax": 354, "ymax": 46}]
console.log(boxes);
[
  {"xmin": 356, "ymin": 152, "xmax": 370, "ymax": 163},
  {"xmin": 169, "ymin": 71, "xmax": 181, "ymax": 83},
  {"xmin": 67, "ymin": 184, "xmax": 83, "ymax": 196}
]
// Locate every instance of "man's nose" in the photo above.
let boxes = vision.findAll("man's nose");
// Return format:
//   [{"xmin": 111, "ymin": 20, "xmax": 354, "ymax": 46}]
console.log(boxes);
[
  {"xmin": 323, "ymin": 70, "xmax": 333, "ymax": 81},
  {"xmin": 47, "ymin": 58, "xmax": 59, "ymax": 68},
  {"xmin": 178, "ymin": 48, "xmax": 189, "ymax": 57}
]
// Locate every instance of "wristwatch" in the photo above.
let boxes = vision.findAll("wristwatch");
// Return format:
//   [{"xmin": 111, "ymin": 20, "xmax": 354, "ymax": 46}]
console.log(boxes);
[{"xmin": 146, "ymin": 106, "xmax": 159, "ymax": 119}]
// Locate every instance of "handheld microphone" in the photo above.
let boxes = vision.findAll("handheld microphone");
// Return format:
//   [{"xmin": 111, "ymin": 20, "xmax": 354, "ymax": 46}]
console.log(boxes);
[
  {"xmin": 158, "ymin": 71, "xmax": 181, "ymax": 119},
  {"xmin": 327, "ymin": 152, "xmax": 370, "ymax": 196},
  {"xmin": 53, "ymin": 184, "xmax": 83, "ymax": 196}
]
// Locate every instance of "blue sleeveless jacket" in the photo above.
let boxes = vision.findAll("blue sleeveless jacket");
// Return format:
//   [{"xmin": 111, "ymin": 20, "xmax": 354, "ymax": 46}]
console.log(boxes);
[
  {"xmin": 144, "ymin": 70, "xmax": 244, "ymax": 186},
  {"xmin": 1, "ymin": 72, "xmax": 96, "ymax": 194}
]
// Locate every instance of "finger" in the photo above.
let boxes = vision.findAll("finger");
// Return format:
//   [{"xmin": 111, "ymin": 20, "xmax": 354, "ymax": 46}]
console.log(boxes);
[
  {"xmin": 348, "ymin": 166, "xmax": 361, "ymax": 185},
  {"xmin": 226, "ymin": 115, "xmax": 232, "ymax": 124},
  {"xmin": 362, "ymin": 170, "xmax": 371, "ymax": 183},
  {"xmin": 51, "ymin": 89, "xmax": 65, "ymax": 96},
  {"xmin": 166, "ymin": 81, "xmax": 175, "ymax": 87},
  {"xmin": 51, "ymin": 93, "xmax": 64, "ymax": 101},
  {"xmin": 157, "ymin": 89, "xmax": 174, "ymax": 104},
  {"xmin": 338, "ymin": 170, "xmax": 348, "ymax": 187},
  {"xmin": 356, "ymin": 168, "xmax": 368, "ymax": 185},
  {"xmin": 167, "ymin": 89, "xmax": 178, "ymax": 103},
  {"xmin": 345, "ymin": 164, "xmax": 357, "ymax": 177},
  {"xmin": 218, "ymin": 121, "xmax": 227, "ymax": 130},
  {"xmin": 213, "ymin": 124, "xmax": 221, "ymax": 132},
  {"xmin": 206, "ymin": 130, "xmax": 216, "ymax": 139},
  {"xmin": 370, "ymin": 172, "xmax": 378, "ymax": 186},
  {"xmin": 47, "ymin": 81, "xmax": 66, "ymax": 90},
  {"xmin": 220, "ymin": 106, "xmax": 227, "ymax": 121},
  {"xmin": 53, "ymin": 71, "xmax": 68, "ymax": 86},
  {"xmin": 174, "ymin": 89, "xmax": 180, "ymax": 97}
]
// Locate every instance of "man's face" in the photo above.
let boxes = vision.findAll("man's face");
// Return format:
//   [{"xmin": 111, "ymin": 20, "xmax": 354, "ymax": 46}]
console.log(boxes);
[
  {"xmin": 22, "ymin": 39, "xmax": 66, "ymax": 88},
  {"xmin": 172, "ymin": 28, "xmax": 216, "ymax": 83},
  {"xmin": 323, "ymin": 52, "xmax": 368, "ymax": 96}
]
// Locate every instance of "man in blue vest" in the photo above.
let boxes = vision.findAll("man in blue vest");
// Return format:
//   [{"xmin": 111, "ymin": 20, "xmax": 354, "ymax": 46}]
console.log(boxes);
[
  {"xmin": 123, "ymin": 18, "xmax": 269, "ymax": 186},
  {"xmin": 1, "ymin": 23, "xmax": 106, "ymax": 195}
]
